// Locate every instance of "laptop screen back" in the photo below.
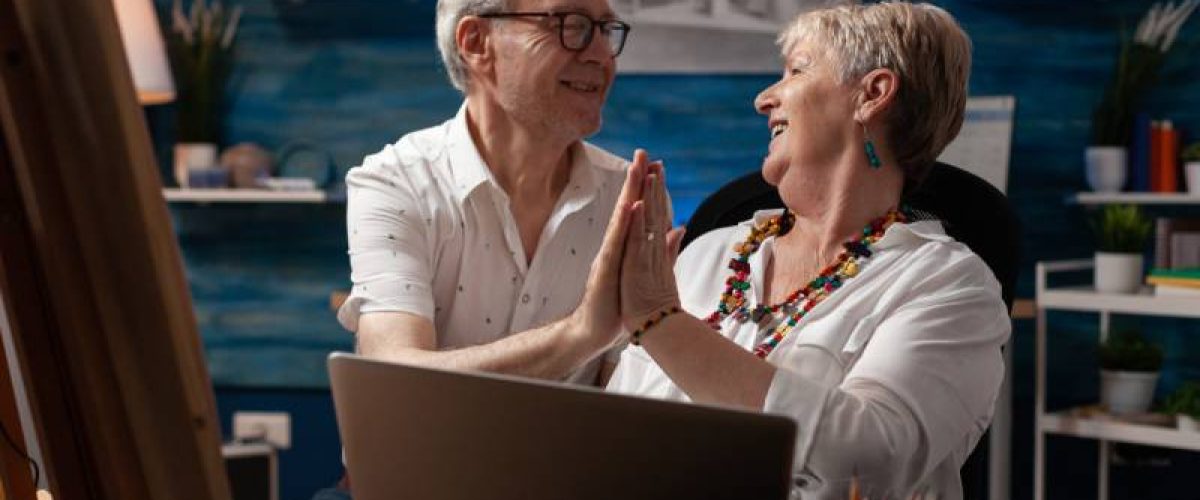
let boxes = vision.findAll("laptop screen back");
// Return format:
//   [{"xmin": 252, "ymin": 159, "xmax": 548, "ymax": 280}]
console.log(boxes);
[{"xmin": 329, "ymin": 353, "xmax": 796, "ymax": 500}]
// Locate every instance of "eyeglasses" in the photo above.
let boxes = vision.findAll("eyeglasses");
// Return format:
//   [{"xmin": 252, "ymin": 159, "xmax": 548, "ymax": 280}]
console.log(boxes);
[{"xmin": 478, "ymin": 11, "xmax": 631, "ymax": 57}]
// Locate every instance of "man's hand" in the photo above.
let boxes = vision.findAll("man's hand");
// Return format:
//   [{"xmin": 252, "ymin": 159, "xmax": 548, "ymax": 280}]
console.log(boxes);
[{"xmin": 568, "ymin": 149, "xmax": 651, "ymax": 355}]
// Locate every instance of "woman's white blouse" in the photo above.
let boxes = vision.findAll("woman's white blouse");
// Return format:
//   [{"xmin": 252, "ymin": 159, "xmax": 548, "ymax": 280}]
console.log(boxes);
[{"xmin": 607, "ymin": 210, "xmax": 1011, "ymax": 499}]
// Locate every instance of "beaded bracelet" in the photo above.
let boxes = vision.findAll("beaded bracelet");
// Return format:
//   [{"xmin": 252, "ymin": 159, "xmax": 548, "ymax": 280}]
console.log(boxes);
[{"xmin": 630, "ymin": 306, "xmax": 682, "ymax": 346}]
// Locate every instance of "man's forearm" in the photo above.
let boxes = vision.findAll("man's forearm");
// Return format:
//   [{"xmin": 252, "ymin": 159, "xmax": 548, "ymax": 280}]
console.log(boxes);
[{"xmin": 363, "ymin": 316, "xmax": 608, "ymax": 381}]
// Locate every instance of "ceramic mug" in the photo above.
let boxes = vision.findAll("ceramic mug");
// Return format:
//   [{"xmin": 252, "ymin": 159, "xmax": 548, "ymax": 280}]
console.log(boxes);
[{"xmin": 1085, "ymin": 146, "xmax": 1127, "ymax": 193}]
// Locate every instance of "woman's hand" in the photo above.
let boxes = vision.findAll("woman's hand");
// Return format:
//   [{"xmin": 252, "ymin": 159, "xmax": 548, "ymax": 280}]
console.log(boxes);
[
  {"xmin": 620, "ymin": 155, "xmax": 686, "ymax": 332},
  {"xmin": 567, "ymin": 149, "xmax": 649, "ymax": 355}
]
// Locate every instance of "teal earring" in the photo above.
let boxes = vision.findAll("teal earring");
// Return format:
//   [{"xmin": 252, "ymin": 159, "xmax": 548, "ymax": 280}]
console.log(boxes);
[{"xmin": 862, "ymin": 122, "xmax": 882, "ymax": 169}]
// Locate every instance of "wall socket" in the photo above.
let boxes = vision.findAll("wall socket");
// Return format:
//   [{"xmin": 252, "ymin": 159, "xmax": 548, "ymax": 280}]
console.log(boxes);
[{"xmin": 233, "ymin": 411, "xmax": 291, "ymax": 450}]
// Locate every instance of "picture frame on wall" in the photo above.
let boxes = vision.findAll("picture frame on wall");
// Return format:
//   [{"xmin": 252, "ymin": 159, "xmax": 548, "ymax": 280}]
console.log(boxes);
[{"xmin": 615, "ymin": 0, "xmax": 835, "ymax": 73}]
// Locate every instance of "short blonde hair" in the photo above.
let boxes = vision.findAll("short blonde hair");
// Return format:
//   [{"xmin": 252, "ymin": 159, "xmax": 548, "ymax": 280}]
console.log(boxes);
[{"xmin": 778, "ymin": 2, "xmax": 971, "ymax": 191}]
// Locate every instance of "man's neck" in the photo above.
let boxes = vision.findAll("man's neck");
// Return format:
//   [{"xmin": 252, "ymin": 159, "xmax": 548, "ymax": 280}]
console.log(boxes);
[{"xmin": 464, "ymin": 98, "xmax": 574, "ymax": 201}]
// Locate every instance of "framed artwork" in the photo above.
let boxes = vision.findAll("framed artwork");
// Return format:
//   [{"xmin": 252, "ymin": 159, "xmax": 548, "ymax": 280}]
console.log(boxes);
[{"xmin": 616, "ymin": 0, "xmax": 834, "ymax": 73}]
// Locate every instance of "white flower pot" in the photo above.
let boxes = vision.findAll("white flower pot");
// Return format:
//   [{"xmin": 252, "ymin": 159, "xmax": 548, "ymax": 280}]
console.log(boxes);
[
  {"xmin": 1085, "ymin": 146, "xmax": 1127, "ymax": 193},
  {"xmin": 1100, "ymin": 370, "xmax": 1159, "ymax": 415},
  {"xmin": 1094, "ymin": 252, "xmax": 1143, "ymax": 294},
  {"xmin": 1179, "ymin": 414, "xmax": 1200, "ymax": 432},
  {"xmin": 1185, "ymin": 161, "xmax": 1200, "ymax": 195},
  {"xmin": 174, "ymin": 142, "xmax": 218, "ymax": 188}
]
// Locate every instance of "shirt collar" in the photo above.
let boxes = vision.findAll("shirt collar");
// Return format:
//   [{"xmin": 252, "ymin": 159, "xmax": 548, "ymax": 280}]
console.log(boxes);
[
  {"xmin": 444, "ymin": 102, "xmax": 606, "ymax": 205},
  {"xmin": 742, "ymin": 208, "xmax": 952, "ymax": 249},
  {"xmin": 445, "ymin": 103, "xmax": 496, "ymax": 202}
]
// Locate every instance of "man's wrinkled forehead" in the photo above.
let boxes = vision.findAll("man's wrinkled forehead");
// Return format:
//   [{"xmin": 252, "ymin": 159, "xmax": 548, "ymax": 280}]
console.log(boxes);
[{"xmin": 512, "ymin": 0, "xmax": 616, "ymax": 18}]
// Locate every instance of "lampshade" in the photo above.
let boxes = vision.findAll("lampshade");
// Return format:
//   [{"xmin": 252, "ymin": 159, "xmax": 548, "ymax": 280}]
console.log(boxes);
[{"xmin": 113, "ymin": 0, "xmax": 175, "ymax": 105}]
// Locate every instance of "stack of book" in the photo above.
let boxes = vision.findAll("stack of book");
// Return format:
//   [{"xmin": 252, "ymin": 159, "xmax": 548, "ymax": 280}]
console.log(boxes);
[{"xmin": 1147, "ymin": 268, "xmax": 1200, "ymax": 297}]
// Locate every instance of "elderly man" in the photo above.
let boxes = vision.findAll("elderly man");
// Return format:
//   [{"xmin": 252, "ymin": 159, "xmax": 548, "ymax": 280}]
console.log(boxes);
[
  {"xmin": 338, "ymin": 0, "xmax": 633, "ymax": 389},
  {"xmin": 316, "ymin": 0, "xmax": 634, "ymax": 496}
]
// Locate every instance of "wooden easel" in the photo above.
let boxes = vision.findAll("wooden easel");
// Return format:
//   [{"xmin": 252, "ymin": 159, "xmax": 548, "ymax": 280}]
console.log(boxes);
[{"xmin": 0, "ymin": 0, "xmax": 231, "ymax": 498}]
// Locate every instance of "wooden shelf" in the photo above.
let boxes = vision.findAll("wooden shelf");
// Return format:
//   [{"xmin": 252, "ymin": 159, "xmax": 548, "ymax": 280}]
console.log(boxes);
[
  {"xmin": 1072, "ymin": 192, "xmax": 1200, "ymax": 205},
  {"xmin": 163, "ymin": 188, "xmax": 343, "ymax": 203},
  {"xmin": 1040, "ymin": 409, "xmax": 1200, "ymax": 452}
]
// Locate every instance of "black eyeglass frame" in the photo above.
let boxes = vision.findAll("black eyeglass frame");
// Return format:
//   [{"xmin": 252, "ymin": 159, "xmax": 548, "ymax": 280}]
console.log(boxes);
[{"xmin": 477, "ymin": 11, "xmax": 631, "ymax": 57}]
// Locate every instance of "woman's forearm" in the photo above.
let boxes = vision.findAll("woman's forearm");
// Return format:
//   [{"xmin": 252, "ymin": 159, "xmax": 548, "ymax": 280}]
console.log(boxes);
[{"xmin": 636, "ymin": 312, "xmax": 777, "ymax": 410}]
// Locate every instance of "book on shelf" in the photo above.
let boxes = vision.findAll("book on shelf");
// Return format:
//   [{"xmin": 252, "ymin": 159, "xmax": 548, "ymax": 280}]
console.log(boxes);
[
  {"xmin": 1155, "ymin": 285, "xmax": 1200, "ymax": 297},
  {"xmin": 1149, "ymin": 121, "xmax": 1163, "ymax": 191},
  {"xmin": 1147, "ymin": 268, "xmax": 1200, "ymax": 297},
  {"xmin": 1153, "ymin": 121, "xmax": 1179, "ymax": 193},
  {"xmin": 1172, "ymin": 232, "xmax": 1200, "ymax": 268},
  {"xmin": 1130, "ymin": 113, "xmax": 1151, "ymax": 191},
  {"xmin": 1154, "ymin": 218, "xmax": 1200, "ymax": 268}
]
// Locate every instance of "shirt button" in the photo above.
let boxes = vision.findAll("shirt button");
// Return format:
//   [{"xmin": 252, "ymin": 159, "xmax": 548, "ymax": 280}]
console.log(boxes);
[{"xmin": 521, "ymin": 293, "xmax": 531, "ymax": 304}]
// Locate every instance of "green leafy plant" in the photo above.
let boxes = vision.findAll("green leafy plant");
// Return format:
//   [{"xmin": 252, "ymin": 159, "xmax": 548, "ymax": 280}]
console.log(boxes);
[
  {"xmin": 1183, "ymin": 141, "xmax": 1200, "ymax": 162},
  {"xmin": 165, "ymin": 0, "xmax": 242, "ymax": 143},
  {"xmin": 1164, "ymin": 382, "xmax": 1200, "ymax": 418},
  {"xmin": 1090, "ymin": 1, "xmax": 1199, "ymax": 146},
  {"xmin": 1092, "ymin": 204, "xmax": 1153, "ymax": 253},
  {"xmin": 1098, "ymin": 329, "xmax": 1164, "ymax": 372}
]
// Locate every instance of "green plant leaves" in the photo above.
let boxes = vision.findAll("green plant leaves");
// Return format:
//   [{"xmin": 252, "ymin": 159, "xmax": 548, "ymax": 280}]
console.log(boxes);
[
  {"xmin": 1092, "ymin": 204, "xmax": 1152, "ymax": 253},
  {"xmin": 1098, "ymin": 329, "xmax": 1164, "ymax": 372}
]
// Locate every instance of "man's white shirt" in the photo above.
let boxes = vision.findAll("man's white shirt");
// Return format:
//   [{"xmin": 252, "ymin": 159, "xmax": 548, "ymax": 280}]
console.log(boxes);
[{"xmin": 338, "ymin": 104, "xmax": 628, "ymax": 384}]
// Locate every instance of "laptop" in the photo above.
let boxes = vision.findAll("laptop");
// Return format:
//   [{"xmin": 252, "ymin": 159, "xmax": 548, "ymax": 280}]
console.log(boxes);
[{"xmin": 328, "ymin": 352, "xmax": 797, "ymax": 500}]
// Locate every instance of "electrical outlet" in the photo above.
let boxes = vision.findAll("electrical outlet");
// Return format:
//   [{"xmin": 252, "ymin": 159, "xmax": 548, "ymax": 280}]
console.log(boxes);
[{"xmin": 233, "ymin": 411, "xmax": 291, "ymax": 450}]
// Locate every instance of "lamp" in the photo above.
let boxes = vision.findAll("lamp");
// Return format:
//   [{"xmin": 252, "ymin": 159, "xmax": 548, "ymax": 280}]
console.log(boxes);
[{"xmin": 113, "ymin": 0, "xmax": 175, "ymax": 105}]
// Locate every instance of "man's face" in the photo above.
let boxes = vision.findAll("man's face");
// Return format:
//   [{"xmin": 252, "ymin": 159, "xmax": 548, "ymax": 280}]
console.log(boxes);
[{"xmin": 488, "ymin": 0, "xmax": 619, "ymax": 141}]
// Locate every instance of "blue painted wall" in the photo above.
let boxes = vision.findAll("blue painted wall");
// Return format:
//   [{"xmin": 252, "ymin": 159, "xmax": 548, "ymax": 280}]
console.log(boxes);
[{"xmin": 156, "ymin": 0, "xmax": 1200, "ymax": 498}]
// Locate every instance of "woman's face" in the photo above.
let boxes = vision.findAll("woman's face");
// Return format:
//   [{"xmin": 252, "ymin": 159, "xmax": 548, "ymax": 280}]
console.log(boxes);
[{"xmin": 753, "ymin": 41, "xmax": 858, "ymax": 204}]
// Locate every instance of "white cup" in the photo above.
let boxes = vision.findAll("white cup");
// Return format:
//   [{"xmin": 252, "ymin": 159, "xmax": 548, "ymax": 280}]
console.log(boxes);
[
  {"xmin": 174, "ymin": 143, "xmax": 218, "ymax": 188},
  {"xmin": 1085, "ymin": 146, "xmax": 1127, "ymax": 192}
]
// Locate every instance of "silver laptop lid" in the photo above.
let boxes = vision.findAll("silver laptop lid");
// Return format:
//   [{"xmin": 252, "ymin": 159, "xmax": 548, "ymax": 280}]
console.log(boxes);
[{"xmin": 329, "ymin": 352, "xmax": 796, "ymax": 500}]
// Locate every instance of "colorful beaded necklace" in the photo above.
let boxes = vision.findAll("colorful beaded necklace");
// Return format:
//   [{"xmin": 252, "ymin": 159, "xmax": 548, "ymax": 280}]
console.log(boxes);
[{"xmin": 704, "ymin": 208, "xmax": 908, "ymax": 358}]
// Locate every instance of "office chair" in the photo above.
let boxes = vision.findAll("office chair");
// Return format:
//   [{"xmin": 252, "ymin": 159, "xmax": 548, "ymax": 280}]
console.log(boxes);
[{"xmin": 681, "ymin": 161, "xmax": 1021, "ymax": 499}]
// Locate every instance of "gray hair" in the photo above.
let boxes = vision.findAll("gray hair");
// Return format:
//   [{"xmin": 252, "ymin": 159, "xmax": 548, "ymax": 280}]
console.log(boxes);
[
  {"xmin": 436, "ymin": 0, "xmax": 508, "ymax": 92},
  {"xmin": 778, "ymin": 2, "xmax": 972, "ymax": 191}
]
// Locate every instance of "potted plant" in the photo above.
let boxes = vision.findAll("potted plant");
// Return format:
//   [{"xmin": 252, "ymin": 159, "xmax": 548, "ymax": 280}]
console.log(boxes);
[
  {"xmin": 1086, "ymin": 1, "xmax": 1198, "ymax": 192},
  {"xmin": 1092, "ymin": 204, "xmax": 1152, "ymax": 293},
  {"xmin": 165, "ymin": 0, "xmax": 242, "ymax": 187},
  {"xmin": 1164, "ymin": 381, "xmax": 1200, "ymax": 431},
  {"xmin": 1183, "ymin": 141, "xmax": 1200, "ymax": 195},
  {"xmin": 1098, "ymin": 329, "xmax": 1163, "ymax": 415}
]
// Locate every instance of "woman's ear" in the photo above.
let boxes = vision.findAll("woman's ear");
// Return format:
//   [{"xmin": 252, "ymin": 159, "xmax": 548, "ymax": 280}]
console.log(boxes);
[
  {"xmin": 856, "ymin": 68, "xmax": 899, "ymax": 123},
  {"xmin": 456, "ymin": 16, "xmax": 492, "ymax": 82}
]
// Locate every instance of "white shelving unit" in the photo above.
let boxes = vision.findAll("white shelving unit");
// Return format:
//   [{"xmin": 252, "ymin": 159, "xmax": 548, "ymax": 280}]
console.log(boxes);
[
  {"xmin": 1034, "ymin": 259, "xmax": 1200, "ymax": 500},
  {"xmin": 162, "ymin": 188, "xmax": 342, "ymax": 203},
  {"xmin": 1073, "ymin": 192, "xmax": 1200, "ymax": 205}
]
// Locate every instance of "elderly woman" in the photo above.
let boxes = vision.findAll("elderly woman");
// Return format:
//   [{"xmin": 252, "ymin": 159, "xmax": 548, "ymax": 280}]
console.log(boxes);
[{"xmin": 592, "ymin": 2, "xmax": 1009, "ymax": 499}]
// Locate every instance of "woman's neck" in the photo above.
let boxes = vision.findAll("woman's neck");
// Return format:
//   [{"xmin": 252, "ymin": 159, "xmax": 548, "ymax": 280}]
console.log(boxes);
[{"xmin": 765, "ymin": 169, "xmax": 904, "ymax": 303}]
